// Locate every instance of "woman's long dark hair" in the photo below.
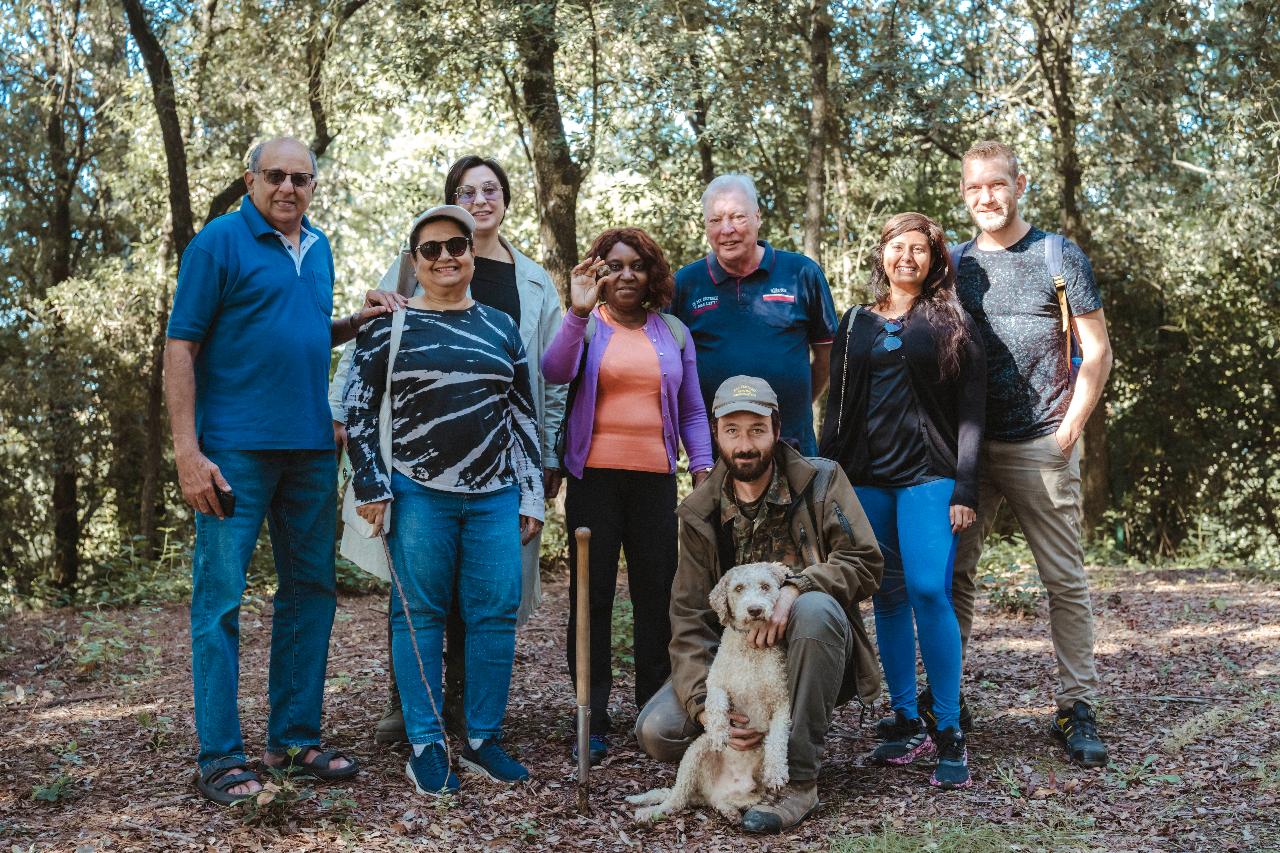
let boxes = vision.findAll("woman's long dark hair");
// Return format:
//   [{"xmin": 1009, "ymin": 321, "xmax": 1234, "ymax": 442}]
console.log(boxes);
[{"xmin": 869, "ymin": 212, "xmax": 969, "ymax": 380}]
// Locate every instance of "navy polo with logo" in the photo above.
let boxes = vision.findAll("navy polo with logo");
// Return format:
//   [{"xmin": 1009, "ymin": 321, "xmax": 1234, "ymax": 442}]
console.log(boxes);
[{"xmin": 672, "ymin": 241, "xmax": 837, "ymax": 454}]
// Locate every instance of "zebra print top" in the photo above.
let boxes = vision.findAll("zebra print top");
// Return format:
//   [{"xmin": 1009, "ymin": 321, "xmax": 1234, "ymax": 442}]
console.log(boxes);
[{"xmin": 343, "ymin": 304, "xmax": 542, "ymax": 517}]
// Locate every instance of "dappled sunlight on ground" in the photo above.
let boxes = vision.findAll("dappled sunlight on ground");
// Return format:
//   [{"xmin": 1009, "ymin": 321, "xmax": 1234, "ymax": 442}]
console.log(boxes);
[{"xmin": 0, "ymin": 565, "xmax": 1276, "ymax": 851}]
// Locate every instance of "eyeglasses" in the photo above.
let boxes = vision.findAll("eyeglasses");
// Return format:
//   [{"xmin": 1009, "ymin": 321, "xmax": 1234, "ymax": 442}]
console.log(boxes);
[
  {"xmin": 254, "ymin": 169, "xmax": 315, "ymax": 189},
  {"xmin": 455, "ymin": 183, "xmax": 502, "ymax": 205},
  {"xmin": 412, "ymin": 236, "xmax": 472, "ymax": 261},
  {"xmin": 882, "ymin": 320, "xmax": 903, "ymax": 351}
]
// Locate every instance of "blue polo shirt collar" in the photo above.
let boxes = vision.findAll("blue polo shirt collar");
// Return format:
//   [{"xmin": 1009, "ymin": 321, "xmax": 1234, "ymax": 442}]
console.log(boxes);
[
  {"xmin": 237, "ymin": 194, "xmax": 316, "ymax": 242},
  {"xmin": 707, "ymin": 240, "xmax": 777, "ymax": 285}
]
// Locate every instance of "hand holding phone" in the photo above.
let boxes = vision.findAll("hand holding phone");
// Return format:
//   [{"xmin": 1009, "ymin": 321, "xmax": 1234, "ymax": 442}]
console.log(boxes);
[{"xmin": 214, "ymin": 482, "xmax": 236, "ymax": 518}]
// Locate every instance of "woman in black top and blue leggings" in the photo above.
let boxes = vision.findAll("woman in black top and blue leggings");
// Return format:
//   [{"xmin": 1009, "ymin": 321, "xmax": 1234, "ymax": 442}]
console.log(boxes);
[{"xmin": 819, "ymin": 212, "xmax": 985, "ymax": 789}]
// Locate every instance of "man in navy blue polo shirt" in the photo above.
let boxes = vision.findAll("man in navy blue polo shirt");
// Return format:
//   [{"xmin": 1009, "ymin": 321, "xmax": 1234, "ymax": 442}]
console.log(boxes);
[
  {"xmin": 166, "ymin": 136, "xmax": 396, "ymax": 805},
  {"xmin": 672, "ymin": 174, "xmax": 838, "ymax": 455}
]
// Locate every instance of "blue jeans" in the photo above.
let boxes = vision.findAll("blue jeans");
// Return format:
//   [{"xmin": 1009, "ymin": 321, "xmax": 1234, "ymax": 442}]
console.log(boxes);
[
  {"xmin": 856, "ymin": 478, "xmax": 963, "ymax": 731},
  {"xmin": 191, "ymin": 450, "xmax": 337, "ymax": 774},
  {"xmin": 386, "ymin": 472, "xmax": 521, "ymax": 745}
]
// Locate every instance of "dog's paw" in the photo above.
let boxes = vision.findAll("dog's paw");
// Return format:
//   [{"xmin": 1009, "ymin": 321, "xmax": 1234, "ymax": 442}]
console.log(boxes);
[
  {"xmin": 762, "ymin": 763, "xmax": 789, "ymax": 791},
  {"xmin": 635, "ymin": 804, "xmax": 670, "ymax": 822},
  {"xmin": 705, "ymin": 728, "xmax": 729, "ymax": 751}
]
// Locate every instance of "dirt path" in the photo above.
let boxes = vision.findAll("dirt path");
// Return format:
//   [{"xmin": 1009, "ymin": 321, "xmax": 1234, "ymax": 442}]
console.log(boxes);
[{"xmin": 2, "ymin": 566, "xmax": 1277, "ymax": 852}]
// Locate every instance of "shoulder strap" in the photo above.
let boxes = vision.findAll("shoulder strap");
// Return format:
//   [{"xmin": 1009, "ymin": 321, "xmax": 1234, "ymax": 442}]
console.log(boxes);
[
  {"xmin": 949, "ymin": 239, "xmax": 971, "ymax": 273},
  {"xmin": 376, "ymin": 309, "xmax": 407, "ymax": 481},
  {"xmin": 657, "ymin": 312, "xmax": 688, "ymax": 349},
  {"xmin": 583, "ymin": 313, "xmax": 597, "ymax": 344},
  {"xmin": 1045, "ymin": 234, "xmax": 1081, "ymax": 374}
]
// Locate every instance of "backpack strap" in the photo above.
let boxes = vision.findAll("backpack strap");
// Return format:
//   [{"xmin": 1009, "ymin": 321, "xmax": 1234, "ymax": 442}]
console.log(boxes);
[
  {"xmin": 949, "ymin": 239, "xmax": 972, "ymax": 274},
  {"xmin": 657, "ymin": 312, "xmax": 688, "ymax": 349},
  {"xmin": 1045, "ymin": 234, "xmax": 1083, "ymax": 376}
]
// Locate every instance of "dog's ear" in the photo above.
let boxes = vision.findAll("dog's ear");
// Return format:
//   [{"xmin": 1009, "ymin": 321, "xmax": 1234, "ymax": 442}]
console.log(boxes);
[
  {"xmin": 768, "ymin": 562, "xmax": 791, "ymax": 586},
  {"xmin": 708, "ymin": 572, "xmax": 733, "ymax": 626}
]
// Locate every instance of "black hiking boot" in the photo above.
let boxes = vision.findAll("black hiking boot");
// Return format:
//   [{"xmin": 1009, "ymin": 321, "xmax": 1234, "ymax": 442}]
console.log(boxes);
[
  {"xmin": 1050, "ymin": 701, "xmax": 1109, "ymax": 768},
  {"xmin": 875, "ymin": 686, "xmax": 974, "ymax": 739},
  {"xmin": 929, "ymin": 727, "xmax": 973, "ymax": 790},
  {"xmin": 870, "ymin": 710, "xmax": 935, "ymax": 766}
]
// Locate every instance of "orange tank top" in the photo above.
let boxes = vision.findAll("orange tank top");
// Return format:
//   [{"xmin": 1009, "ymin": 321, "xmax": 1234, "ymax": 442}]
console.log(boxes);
[{"xmin": 584, "ymin": 308, "xmax": 670, "ymax": 473}]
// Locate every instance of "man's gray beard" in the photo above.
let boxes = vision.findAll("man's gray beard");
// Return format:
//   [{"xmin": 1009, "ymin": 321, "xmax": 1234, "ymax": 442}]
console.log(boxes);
[{"xmin": 975, "ymin": 208, "xmax": 1011, "ymax": 233}]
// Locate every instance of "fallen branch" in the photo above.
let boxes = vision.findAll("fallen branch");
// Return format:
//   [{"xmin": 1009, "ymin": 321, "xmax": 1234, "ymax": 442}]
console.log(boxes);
[{"xmin": 118, "ymin": 819, "xmax": 197, "ymax": 843}]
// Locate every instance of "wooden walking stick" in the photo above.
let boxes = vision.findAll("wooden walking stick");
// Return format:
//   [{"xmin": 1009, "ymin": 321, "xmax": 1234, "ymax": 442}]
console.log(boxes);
[{"xmin": 574, "ymin": 526, "xmax": 592, "ymax": 815}]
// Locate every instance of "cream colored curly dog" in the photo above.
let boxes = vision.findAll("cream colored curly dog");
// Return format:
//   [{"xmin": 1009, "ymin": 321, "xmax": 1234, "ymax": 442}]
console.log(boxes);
[{"xmin": 627, "ymin": 562, "xmax": 792, "ymax": 822}]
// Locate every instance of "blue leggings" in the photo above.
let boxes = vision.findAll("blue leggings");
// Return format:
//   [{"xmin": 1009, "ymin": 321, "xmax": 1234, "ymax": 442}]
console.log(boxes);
[{"xmin": 856, "ymin": 479, "xmax": 962, "ymax": 731}]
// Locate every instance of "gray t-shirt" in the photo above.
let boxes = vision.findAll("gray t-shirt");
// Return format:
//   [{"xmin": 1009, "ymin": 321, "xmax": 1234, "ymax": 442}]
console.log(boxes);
[{"xmin": 955, "ymin": 227, "xmax": 1101, "ymax": 441}]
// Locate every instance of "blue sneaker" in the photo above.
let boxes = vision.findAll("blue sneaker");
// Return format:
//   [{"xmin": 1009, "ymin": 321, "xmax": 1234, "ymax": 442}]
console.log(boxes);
[
  {"xmin": 571, "ymin": 735, "xmax": 609, "ymax": 766},
  {"xmin": 460, "ymin": 739, "xmax": 529, "ymax": 783},
  {"xmin": 405, "ymin": 743, "xmax": 459, "ymax": 796}
]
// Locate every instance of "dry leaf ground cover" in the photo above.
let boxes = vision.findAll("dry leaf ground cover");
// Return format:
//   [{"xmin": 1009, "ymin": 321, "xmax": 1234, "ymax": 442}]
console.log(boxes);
[{"xmin": 2, "ymin": 562, "xmax": 1278, "ymax": 852}]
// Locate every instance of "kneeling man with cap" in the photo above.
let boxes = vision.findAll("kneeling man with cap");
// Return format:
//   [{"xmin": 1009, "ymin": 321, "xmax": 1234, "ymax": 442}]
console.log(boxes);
[{"xmin": 635, "ymin": 376, "xmax": 884, "ymax": 832}]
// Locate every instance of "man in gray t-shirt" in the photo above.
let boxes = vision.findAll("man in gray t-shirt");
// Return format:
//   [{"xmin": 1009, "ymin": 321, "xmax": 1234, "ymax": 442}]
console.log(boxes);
[
  {"xmin": 956, "ymin": 226, "xmax": 1102, "ymax": 441},
  {"xmin": 946, "ymin": 140, "xmax": 1113, "ymax": 768}
]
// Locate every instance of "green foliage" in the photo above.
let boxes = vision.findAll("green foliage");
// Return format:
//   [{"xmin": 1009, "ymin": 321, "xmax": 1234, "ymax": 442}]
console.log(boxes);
[
  {"xmin": 2, "ymin": 0, "xmax": 1278, "ymax": 608},
  {"xmin": 240, "ymin": 748, "xmax": 317, "ymax": 826},
  {"xmin": 70, "ymin": 613, "xmax": 131, "ymax": 677},
  {"xmin": 30, "ymin": 741, "xmax": 82, "ymax": 803},
  {"xmin": 829, "ymin": 813, "xmax": 1093, "ymax": 852},
  {"xmin": 977, "ymin": 536, "xmax": 1045, "ymax": 618},
  {"xmin": 611, "ymin": 592, "xmax": 635, "ymax": 676},
  {"xmin": 1109, "ymin": 754, "xmax": 1183, "ymax": 789}
]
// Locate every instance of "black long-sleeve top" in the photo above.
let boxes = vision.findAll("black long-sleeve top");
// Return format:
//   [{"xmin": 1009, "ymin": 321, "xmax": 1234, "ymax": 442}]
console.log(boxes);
[
  {"xmin": 818, "ymin": 305, "xmax": 987, "ymax": 509},
  {"xmin": 342, "ymin": 305, "xmax": 542, "ymax": 518}
]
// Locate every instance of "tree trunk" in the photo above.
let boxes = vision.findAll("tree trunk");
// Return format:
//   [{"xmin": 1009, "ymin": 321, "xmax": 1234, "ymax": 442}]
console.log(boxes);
[
  {"xmin": 45, "ymin": 86, "xmax": 79, "ymax": 593},
  {"xmin": 121, "ymin": 0, "xmax": 195, "ymax": 255},
  {"xmin": 122, "ymin": 0, "xmax": 198, "ymax": 555},
  {"xmin": 139, "ymin": 230, "xmax": 174, "ymax": 556},
  {"xmin": 679, "ymin": 2, "xmax": 715, "ymax": 185},
  {"xmin": 1032, "ymin": 0, "xmax": 1110, "ymax": 537},
  {"xmin": 515, "ymin": 0, "xmax": 584, "ymax": 292},
  {"xmin": 802, "ymin": 0, "xmax": 831, "ymax": 263}
]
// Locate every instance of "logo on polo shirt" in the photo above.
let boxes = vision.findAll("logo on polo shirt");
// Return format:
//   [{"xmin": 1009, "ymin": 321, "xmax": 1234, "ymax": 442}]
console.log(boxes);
[
  {"xmin": 692, "ymin": 295, "xmax": 719, "ymax": 315},
  {"xmin": 762, "ymin": 287, "xmax": 795, "ymax": 303}
]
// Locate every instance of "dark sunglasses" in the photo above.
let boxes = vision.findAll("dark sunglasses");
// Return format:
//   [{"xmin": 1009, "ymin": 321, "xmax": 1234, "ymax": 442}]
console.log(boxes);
[
  {"xmin": 412, "ymin": 235, "xmax": 472, "ymax": 261},
  {"xmin": 882, "ymin": 319, "xmax": 904, "ymax": 351},
  {"xmin": 254, "ymin": 169, "xmax": 315, "ymax": 188}
]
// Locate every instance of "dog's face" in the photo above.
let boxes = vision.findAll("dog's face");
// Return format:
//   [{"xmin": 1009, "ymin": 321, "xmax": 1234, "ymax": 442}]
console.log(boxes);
[{"xmin": 708, "ymin": 562, "xmax": 791, "ymax": 631}]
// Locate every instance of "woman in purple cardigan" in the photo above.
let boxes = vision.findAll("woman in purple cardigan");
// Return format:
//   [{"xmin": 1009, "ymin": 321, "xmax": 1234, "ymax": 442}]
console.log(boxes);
[{"xmin": 542, "ymin": 227, "xmax": 713, "ymax": 765}]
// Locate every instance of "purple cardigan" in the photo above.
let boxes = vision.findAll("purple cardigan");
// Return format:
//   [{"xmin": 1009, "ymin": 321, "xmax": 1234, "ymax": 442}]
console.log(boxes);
[{"xmin": 541, "ymin": 307, "xmax": 714, "ymax": 480}]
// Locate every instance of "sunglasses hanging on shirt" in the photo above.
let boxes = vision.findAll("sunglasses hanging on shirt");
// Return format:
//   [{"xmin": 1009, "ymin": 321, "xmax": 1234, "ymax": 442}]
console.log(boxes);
[{"xmin": 882, "ymin": 319, "xmax": 904, "ymax": 352}]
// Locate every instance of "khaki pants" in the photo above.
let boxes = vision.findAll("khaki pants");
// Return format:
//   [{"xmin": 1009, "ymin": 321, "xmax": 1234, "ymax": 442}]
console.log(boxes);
[
  {"xmin": 633, "ymin": 592, "xmax": 857, "ymax": 782},
  {"xmin": 952, "ymin": 433, "xmax": 1099, "ymax": 710}
]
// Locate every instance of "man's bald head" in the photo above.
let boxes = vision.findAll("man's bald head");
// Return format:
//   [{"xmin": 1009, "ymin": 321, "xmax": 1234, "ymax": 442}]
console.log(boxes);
[
  {"xmin": 244, "ymin": 136, "xmax": 318, "ymax": 238},
  {"xmin": 249, "ymin": 137, "xmax": 318, "ymax": 174}
]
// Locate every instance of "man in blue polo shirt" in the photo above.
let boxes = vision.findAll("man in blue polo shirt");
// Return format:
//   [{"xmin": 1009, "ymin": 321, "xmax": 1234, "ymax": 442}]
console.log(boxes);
[
  {"xmin": 672, "ymin": 174, "xmax": 838, "ymax": 455},
  {"xmin": 166, "ymin": 136, "xmax": 395, "ymax": 805}
]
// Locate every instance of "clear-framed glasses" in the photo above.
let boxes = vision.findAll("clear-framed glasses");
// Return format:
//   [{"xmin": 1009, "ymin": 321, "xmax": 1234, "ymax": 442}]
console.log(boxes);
[
  {"xmin": 254, "ymin": 169, "xmax": 315, "ymax": 189},
  {"xmin": 882, "ymin": 320, "xmax": 904, "ymax": 351},
  {"xmin": 412, "ymin": 235, "xmax": 472, "ymax": 261},
  {"xmin": 455, "ymin": 183, "xmax": 502, "ymax": 205}
]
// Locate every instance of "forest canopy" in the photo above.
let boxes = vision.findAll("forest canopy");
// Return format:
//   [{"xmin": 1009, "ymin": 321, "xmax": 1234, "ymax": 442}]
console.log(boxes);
[{"xmin": 1, "ymin": 0, "xmax": 1277, "ymax": 604}]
